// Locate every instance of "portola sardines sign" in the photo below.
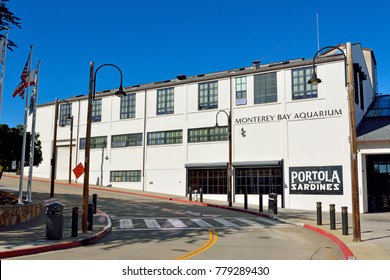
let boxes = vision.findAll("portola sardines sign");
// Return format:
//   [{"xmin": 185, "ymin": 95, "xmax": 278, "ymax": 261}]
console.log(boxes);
[{"xmin": 289, "ymin": 166, "xmax": 343, "ymax": 195}]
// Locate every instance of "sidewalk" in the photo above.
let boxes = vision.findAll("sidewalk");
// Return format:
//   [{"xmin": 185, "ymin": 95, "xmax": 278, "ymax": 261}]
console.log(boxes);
[
  {"xmin": 0, "ymin": 189, "xmax": 111, "ymax": 259},
  {"xmin": 1, "ymin": 175, "xmax": 390, "ymax": 260}
]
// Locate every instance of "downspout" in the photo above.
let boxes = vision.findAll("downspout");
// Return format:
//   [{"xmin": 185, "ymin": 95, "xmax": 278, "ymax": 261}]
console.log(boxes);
[{"xmin": 142, "ymin": 90, "xmax": 147, "ymax": 191}]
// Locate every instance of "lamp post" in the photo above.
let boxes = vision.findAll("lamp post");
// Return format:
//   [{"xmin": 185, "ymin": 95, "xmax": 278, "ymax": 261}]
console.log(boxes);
[
  {"xmin": 58, "ymin": 99, "xmax": 74, "ymax": 184},
  {"xmin": 308, "ymin": 43, "xmax": 361, "ymax": 242},
  {"xmin": 215, "ymin": 110, "xmax": 232, "ymax": 207},
  {"xmin": 82, "ymin": 62, "xmax": 126, "ymax": 233},
  {"xmin": 49, "ymin": 98, "xmax": 59, "ymax": 198}
]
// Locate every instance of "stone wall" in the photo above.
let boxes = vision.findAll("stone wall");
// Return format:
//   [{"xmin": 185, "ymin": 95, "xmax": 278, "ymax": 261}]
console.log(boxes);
[{"xmin": 0, "ymin": 203, "xmax": 43, "ymax": 227}]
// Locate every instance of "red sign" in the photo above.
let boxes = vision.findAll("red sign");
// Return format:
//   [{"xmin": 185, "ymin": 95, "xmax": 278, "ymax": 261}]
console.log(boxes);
[{"xmin": 73, "ymin": 163, "xmax": 85, "ymax": 179}]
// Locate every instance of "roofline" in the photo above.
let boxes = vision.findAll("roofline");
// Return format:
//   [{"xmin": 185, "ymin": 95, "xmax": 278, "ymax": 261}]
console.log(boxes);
[{"xmin": 37, "ymin": 55, "xmax": 346, "ymax": 108}]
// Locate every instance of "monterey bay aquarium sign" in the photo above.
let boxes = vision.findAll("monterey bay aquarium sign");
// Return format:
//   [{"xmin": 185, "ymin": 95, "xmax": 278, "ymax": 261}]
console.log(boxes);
[{"xmin": 289, "ymin": 166, "xmax": 343, "ymax": 195}]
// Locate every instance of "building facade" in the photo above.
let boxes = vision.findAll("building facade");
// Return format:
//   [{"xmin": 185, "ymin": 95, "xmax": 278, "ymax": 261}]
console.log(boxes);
[{"xmin": 29, "ymin": 42, "xmax": 385, "ymax": 212}]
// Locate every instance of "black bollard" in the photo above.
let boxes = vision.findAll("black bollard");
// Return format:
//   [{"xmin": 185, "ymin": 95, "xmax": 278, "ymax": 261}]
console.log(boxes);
[
  {"xmin": 87, "ymin": 204, "xmax": 94, "ymax": 231},
  {"xmin": 316, "ymin": 202, "xmax": 322, "ymax": 225},
  {"xmin": 71, "ymin": 207, "xmax": 78, "ymax": 237},
  {"xmin": 244, "ymin": 192, "xmax": 248, "ymax": 210},
  {"xmin": 189, "ymin": 187, "xmax": 192, "ymax": 201},
  {"xmin": 259, "ymin": 194, "xmax": 263, "ymax": 212},
  {"xmin": 329, "ymin": 204, "xmax": 336, "ymax": 230},
  {"xmin": 199, "ymin": 188, "xmax": 203, "ymax": 203},
  {"xmin": 93, "ymin": 193, "xmax": 97, "ymax": 214},
  {"xmin": 342, "ymin": 206, "xmax": 348, "ymax": 235}
]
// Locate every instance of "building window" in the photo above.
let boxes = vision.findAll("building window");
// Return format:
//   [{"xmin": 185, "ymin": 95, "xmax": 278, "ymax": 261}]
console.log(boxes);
[
  {"xmin": 79, "ymin": 136, "xmax": 107, "ymax": 149},
  {"xmin": 92, "ymin": 98, "xmax": 102, "ymax": 122},
  {"xmin": 59, "ymin": 103, "xmax": 72, "ymax": 126},
  {"xmin": 157, "ymin": 87, "xmax": 174, "ymax": 115},
  {"xmin": 292, "ymin": 67, "xmax": 317, "ymax": 100},
  {"xmin": 188, "ymin": 126, "xmax": 228, "ymax": 143},
  {"xmin": 254, "ymin": 72, "xmax": 277, "ymax": 104},
  {"xmin": 120, "ymin": 93, "xmax": 136, "ymax": 119},
  {"xmin": 110, "ymin": 170, "xmax": 141, "ymax": 182},
  {"xmin": 235, "ymin": 167, "xmax": 282, "ymax": 195},
  {"xmin": 147, "ymin": 130, "xmax": 183, "ymax": 145},
  {"xmin": 188, "ymin": 169, "xmax": 227, "ymax": 194},
  {"xmin": 236, "ymin": 76, "xmax": 247, "ymax": 105},
  {"xmin": 111, "ymin": 133, "xmax": 143, "ymax": 148},
  {"xmin": 198, "ymin": 81, "xmax": 218, "ymax": 110}
]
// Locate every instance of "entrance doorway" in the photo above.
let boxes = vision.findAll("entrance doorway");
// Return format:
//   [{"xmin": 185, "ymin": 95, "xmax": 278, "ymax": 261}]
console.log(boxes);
[{"xmin": 366, "ymin": 154, "xmax": 390, "ymax": 212}]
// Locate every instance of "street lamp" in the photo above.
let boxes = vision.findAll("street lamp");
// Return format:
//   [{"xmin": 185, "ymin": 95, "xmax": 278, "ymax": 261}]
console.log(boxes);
[
  {"xmin": 50, "ymin": 99, "xmax": 74, "ymax": 196},
  {"xmin": 308, "ymin": 43, "xmax": 361, "ymax": 242},
  {"xmin": 82, "ymin": 62, "xmax": 126, "ymax": 233},
  {"xmin": 49, "ymin": 98, "xmax": 59, "ymax": 198},
  {"xmin": 58, "ymin": 99, "xmax": 74, "ymax": 184},
  {"xmin": 215, "ymin": 110, "xmax": 233, "ymax": 207}
]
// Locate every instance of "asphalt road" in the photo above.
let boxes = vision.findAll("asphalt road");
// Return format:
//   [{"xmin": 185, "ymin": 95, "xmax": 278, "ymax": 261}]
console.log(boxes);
[{"xmin": 2, "ymin": 177, "xmax": 343, "ymax": 260}]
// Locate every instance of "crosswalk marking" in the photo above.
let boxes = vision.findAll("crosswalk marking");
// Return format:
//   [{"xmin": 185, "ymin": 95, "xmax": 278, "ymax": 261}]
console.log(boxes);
[
  {"xmin": 117, "ymin": 217, "xmax": 284, "ymax": 230},
  {"xmin": 191, "ymin": 219, "xmax": 214, "ymax": 228},
  {"xmin": 119, "ymin": 219, "xmax": 134, "ymax": 229},
  {"xmin": 235, "ymin": 218, "xmax": 264, "ymax": 227},
  {"xmin": 144, "ymin": 219, "xmax": 161, "ymax": 229},
  {"xmin": 168, "ymin": 219, "xmax": 188, "ymax": 228},
  {"xmin": 214, "ymin": 218, "xmax": 239, "ymax": 227},
  {"xmin": 255, "ymin": 217, "xmax": 279, "ymax": 226}
]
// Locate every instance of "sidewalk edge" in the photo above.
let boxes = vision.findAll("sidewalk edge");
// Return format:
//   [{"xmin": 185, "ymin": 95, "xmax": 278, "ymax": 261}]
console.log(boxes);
[{"xmin": 0, "ymin": 210, "xmax": 112, "ymax": 259}]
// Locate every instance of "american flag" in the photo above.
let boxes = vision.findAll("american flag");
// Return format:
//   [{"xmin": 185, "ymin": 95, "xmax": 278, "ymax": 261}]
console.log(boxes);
[{"xmin": 12, "ymin": 53, "xmax": 35, "ymax": 99}]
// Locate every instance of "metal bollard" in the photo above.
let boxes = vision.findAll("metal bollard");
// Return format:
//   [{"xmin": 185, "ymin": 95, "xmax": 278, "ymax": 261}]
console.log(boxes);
[
  {"xmin": 316, "ymin": 202, "xmax": 322, "ymax": 225},
  {"xmin": 87, "ymin": 204, "xmax": 94, "ymax": 231},
  {"xmin": 329, "ymin": 204, "xmax": 336, "ymax": 230},
  {"xmin": 244, "ymin": 192, "xmax": 248, "ymax": 210},
  {"xmin": 93, "ymin": 193, "xmax": 98, "ymax": 214},
  {"xmin": 199, "ymin": 188, "xmax": 203, "ymax": 203},
  {"xmin": 342, "ymin": 206, "xmax": 348, "ymax": 235},
  {"xmin": 189, "ymin": 187, "xmax": 192, "ymax": 201},
  {"xmin": 71, "ymin": 207, "xmax": 78, "ymax": 237},
  {"xmin": 259, "ymin": 194, "xmax": 263, "ymax": 212}
]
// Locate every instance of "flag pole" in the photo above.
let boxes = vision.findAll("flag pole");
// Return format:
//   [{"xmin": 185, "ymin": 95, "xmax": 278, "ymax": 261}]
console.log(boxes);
[
  {"xmin": 27, "ymin": 60, "xmax": 40, "ymax": 203},
  {"xmin": 0, "ymin": 29, "xmax": 8, "ymax": 120},
  {"xmin": 17, "ymin": 45, "xmax": 34, "ymax": 205}
]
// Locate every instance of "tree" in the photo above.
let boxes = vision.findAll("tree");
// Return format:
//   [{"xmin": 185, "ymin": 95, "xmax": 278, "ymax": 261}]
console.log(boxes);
[
  {"xmin": 0, "ymin": 0, "xmax": 21, "ymax": 50},
  {"xmin": 0, "ymin": 124, "xmax": 43, "ymax": 172}
]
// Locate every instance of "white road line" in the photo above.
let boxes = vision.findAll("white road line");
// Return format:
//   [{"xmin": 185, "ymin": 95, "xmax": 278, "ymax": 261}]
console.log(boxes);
[
  {"xmin": 167, "ymin": 219, "xmax": 188, "ymax": 228},
  {"xmin": 214, "ymin": 218, "xmax": 239, "ymax": 227},
  {"xmin": 144, "ymin": 219, "xmax": 161, "ymax": 229},
  {"xmin": 191, "ymin": 219, "xmax": 214, "ymax": 228},
  {"xmin": 119, "ymin": 219, "xmax": 134, "ymax": 229},
  {"xmin": 255, "ymin": 217, "xmax": 279, "ymax": 226},
  {"xmin": 235, "ymin": 218, "xmax": 264, "ymax": 227}
]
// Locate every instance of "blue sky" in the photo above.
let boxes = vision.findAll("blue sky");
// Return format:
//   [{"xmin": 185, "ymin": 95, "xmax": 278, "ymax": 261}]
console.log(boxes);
[{"xmin": 1, "ymin": 0, "xmax": 389, "ymax": 127}]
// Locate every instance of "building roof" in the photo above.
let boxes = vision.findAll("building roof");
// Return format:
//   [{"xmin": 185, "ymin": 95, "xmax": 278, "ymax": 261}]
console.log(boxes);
[{"xmin": 357, "ymin": 95, "xmax": 390, "ymax": 143}]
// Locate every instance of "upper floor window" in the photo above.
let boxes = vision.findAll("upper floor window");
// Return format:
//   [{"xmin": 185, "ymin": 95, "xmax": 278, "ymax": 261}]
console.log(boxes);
[
  {"xmin": 236, "ymin": 77, "xmax": 247, "ymax": 105},
  {"xmin": 120, "ymin": 93, "xmax": 136, "ymax": 119},
  {"xmin": 292, "ymin": 67, "xmax": 317, "ymax": 100},
  {"xmin": 188, "ymin": 126, "xmax": 228, "ymax": 143},
  {"xmin": 111, "ymin": 133, "xmax": 143, "ymax": 148},
  {"xmin": 157, "ymin": 87, "xmax": 174, "ymax": 115},
  {"xmin": 254, "ymin": 72, "xmax": 277, "ymax": 104},
  {"xmin": 147, "ymin": 130, "xmax": 183, "ymax": 145},
  {"xmin": 198, "ymin": 81, "xmax": 218, "ymax": 110},
  {"xmin": 92, "ymin": 98, "xmax": 102, "ymax": 122},
  {"xmin": 79, "ymin": 136, "xmax": 107, "ymax": 150},
  {"xmin": 59, "ymin": 103, "xmax": 72, "ymax": 126}
]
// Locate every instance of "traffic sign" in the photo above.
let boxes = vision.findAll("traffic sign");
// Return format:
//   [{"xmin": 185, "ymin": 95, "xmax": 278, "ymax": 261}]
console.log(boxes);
[{"xmin": 73, "ymin": 162, "xmax": 85, "ymax": 179}]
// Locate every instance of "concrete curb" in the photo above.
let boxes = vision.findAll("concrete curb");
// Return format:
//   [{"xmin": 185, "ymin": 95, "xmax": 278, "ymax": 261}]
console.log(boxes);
[{"xmin": 0, "ymin": 210, "xmax": 112, "ymax": 259}]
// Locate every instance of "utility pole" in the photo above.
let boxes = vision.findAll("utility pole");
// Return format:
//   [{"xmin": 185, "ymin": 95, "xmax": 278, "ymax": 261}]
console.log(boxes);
[{"xmin": 346, "ymin": 42, "xmax": 361, "ymax": 242}]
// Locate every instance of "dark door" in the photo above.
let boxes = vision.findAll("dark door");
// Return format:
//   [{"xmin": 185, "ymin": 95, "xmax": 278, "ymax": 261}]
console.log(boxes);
[{"xmin": 366, "ymin": 154, "xmax": 390, "ymax": 212}]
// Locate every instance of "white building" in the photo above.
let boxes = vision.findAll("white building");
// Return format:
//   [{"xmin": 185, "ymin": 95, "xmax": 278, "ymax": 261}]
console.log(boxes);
[{"xmin": 29, "ymin": 42, "xmax": 388, "ymax": 212}]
